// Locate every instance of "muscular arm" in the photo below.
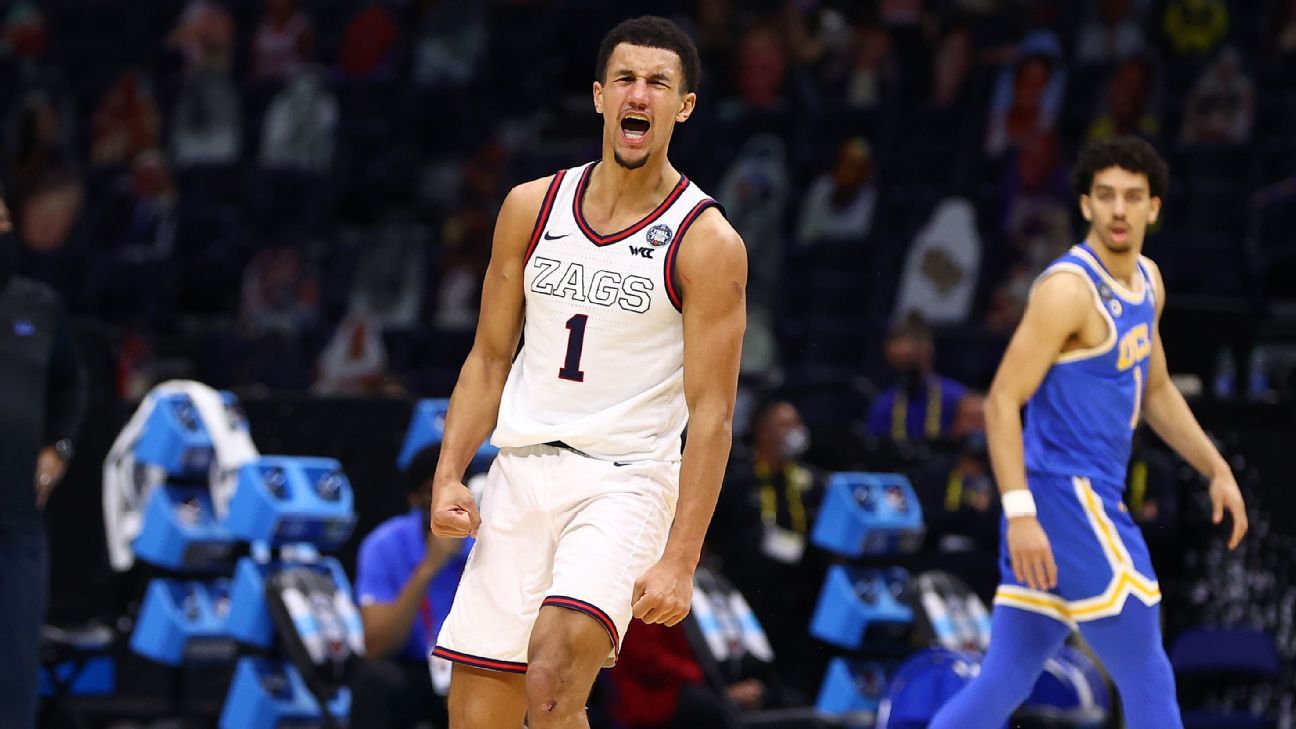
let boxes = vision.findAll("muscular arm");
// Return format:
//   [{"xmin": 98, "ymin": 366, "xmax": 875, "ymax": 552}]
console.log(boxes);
[
  {"xmin": 433, "ymin": 178, "xmax": 550, "ymax": 487},
  {"xmin": 1139, "ymin": 262, "xmax": 1227, "ymax": 479},
  {"xmin": 361, "ymin": 566, "xmax": 436, "ymax": 658},
  {"xmin": 664, "ymin": 209, "xmax": 748, "ymax": 569},
  {"xmin": 985, "ymin": 272, "xmax": 1091, "ymax": 495}
]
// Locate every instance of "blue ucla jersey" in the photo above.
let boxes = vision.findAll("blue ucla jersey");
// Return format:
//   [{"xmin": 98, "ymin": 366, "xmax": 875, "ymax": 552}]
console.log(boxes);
[{"xmin": 1023, "ymin": 243, "xmax": 1157, "ymax": 486}]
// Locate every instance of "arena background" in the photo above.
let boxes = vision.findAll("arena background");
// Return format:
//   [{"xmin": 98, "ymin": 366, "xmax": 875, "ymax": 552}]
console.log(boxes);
[{"xmin": 5, "ymin": 0, "xmax": 1294, "ymax": 726}]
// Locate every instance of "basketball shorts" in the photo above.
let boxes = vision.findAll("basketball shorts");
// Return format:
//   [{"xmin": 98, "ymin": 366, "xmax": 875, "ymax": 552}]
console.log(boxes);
[
  {"xmin": 994, "ymin": 473, "xmax": 1161, "ymax": 626},
  {"xmin": 433, "ymin": 443, "xmax": 679, "ymax": 672}
]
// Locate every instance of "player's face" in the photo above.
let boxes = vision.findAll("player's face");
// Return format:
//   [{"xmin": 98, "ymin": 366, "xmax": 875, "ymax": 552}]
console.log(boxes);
[
  {"xmin": 593, "ymin": 43, "xmax": 696, "ymax": 170},
  {"xmin": 1079, "ymin": 166, "xmax": 1161, "ymax": 253}
]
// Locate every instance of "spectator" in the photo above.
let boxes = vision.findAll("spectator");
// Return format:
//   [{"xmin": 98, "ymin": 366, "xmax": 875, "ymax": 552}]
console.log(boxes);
[
  {"xmin": 167, "ymin": 0, "xmax": 235, "ymax": 73},
  {"xmin": 731, "ymin": 23, "xmax": 789, "ymax": 112},
  {"xmin": 841, "ymin": 22, "xmax": 894, "ymax": 111},
  {"xmin": 313, "ymin": 315, "xmax": 399, "ymax": 397},
  {"xmin": 0, "ymin": 188, "xmax": 88, "ymax": 729},
  {"xmin": 609, "ymin": 620, "xmax": 746, "ymax": 729},
  {"xmin": 931, "ymin": 21, "xmax": 974, "ymax": 110},
  {"xmin": 1163, "ymin": 0, "xmax": 1228, "ymax": 58},
  {"xmin": 709, "ymin": 399, "xmax": 826, "ymax": 699},
  {"xmin": 90, "ymin": 71, "xmax": 162, "ymax": 168},
  {"xmin": 339, "ymin": 0, "xmax": 399, "ymax": 80},
  {"xmin": 1180, "ymin": 47, "xmax": 1254, "ymax": 146},
  {"xmin": 893, "ymin": 197, "xmax": 981, "ymax": 326},
  {"xmin": 411, "ymin": 0, "xmax": 486, "ymax": 88},
  {"xmin": 867, "ymin": 314, "xmax": 969, "ymax": 444},
  {"xmin": 239, "ymin": 246, "xmax": 320, "ymax": 337},
  {"xmin": 250, "ymin": 0, "xmax": 313, "ymax": 83},
  {"xmin": 1087, "ymin": 55, "xmax": 1160, "ymax": 142},
  {"xmin": 984, "ymin": 30, "xmax": 1065, "ymax": 157},
  {"xmin": 795, "ymin": 137, "xmax": 876, "ymax": 248},
  {"xmin": 2, "ymin": 2, "xmax": 47, "ymax": 69},
  {"xmin": 717, "ymin": 134, "xmax": 788, "ymax": 378},
  {"xmin": 350, "ymin": 444, "xmax": 470, "ymax": 729},
  {"xmin": 258, "ymin": 66, "xmax": 338, "ymax": 173},
  {"xmin": 4, "ymin": 89, "xmax": 83, "ymax": 255},
  {"xmin": 170, "ymin": 66, "xmax": 242, "ymax": 167},
  {"xmin": 1075, "ymin": 0, "xmax": 1147, "ymax": 66}
]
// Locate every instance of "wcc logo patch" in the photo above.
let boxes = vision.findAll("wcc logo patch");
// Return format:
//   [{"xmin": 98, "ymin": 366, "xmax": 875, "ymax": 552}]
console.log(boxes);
[
  {"xmin": 646, "ymin": 224, "xmax": 673, "ymax": 247},
  {"xmin": 1098, "ymin": 284, "xmax": 1123, "ymax": 316}
]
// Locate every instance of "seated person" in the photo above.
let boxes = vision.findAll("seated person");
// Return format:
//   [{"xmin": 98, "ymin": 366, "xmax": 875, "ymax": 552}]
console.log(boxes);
[
  {"xmin": 867, "ymin": 314, "xmax": 969, "ymax": 444},
  {"xmin": 350, "ymin": 444, "xmax": 471, "ymax": 729}
]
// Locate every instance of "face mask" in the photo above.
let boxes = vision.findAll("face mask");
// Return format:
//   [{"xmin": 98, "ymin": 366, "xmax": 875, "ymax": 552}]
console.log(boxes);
[
  {"xmin": 780, "ymin": 426, "xmax": 810, "ymax": 459},
  {"xmin": 0, "ymin": 231, "xmax": 16, "ymax": 292}
]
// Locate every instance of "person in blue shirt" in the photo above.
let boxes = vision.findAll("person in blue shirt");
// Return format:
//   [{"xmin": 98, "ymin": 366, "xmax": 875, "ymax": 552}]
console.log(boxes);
[
  {"xmin": 867, "ymin": 313, "xmax": 968, "ymax": 443},
  {"xmin": 350, "ymin": 444, "xmax": 472, "ymax": 729}
]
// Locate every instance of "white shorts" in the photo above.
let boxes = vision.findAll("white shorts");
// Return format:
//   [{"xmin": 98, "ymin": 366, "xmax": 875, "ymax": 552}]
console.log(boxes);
[{"xmin": 432, "ymin": 444, "xmax": 678, "ymax": 672}]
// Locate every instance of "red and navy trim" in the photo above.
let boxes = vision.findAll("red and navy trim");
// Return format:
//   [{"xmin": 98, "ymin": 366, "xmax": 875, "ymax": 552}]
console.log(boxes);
[
  {"xmin": 431, "ymin": 646, "xmax": 528, "ymax": 674},
  {"xmin": 523, "ymin": 169, "xmax": 569, "ymax": 264},
  {"xmin": 572, "ymin": 162, "xmax": 689, "ymax": 246},
  {"xmin": 664, "ymin": 199, "xmax": 724, "ymax": 312},
  {"xmin": 542, "ymin": 595, "xmax": 620, "ymax": 651}
]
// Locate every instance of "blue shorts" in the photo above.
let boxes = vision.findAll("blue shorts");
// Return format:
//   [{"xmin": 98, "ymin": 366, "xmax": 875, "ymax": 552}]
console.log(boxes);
[{"xmin": 994, "ymin": 473, "xmax": 1161, "ymax": 626}]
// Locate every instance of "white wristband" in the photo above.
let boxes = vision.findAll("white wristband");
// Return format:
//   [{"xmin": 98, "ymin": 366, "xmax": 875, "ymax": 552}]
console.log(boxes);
[{"xmin": 1001, "ymin": 490, "xmax": 1037, "ymax": 519}]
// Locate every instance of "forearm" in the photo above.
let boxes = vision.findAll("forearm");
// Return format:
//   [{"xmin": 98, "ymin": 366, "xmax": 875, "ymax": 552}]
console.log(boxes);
[
  {"xmin": 986, "ymin": 393, "xmax": 1029, "ymax": 494},
  {"xmin": 435, "ymin": 349, "xmax": 513, "ymax": 481},
  {"xmin": 664, "ymin": 414, "xmax": 733, "ymax": 569},
  {"xmin": 362, "ymin": 568, "xmax": 434, "ymax": 657},
  {"xmin": 1142, "ymin": 380, "xmax": 1227, "ymax": 480}
]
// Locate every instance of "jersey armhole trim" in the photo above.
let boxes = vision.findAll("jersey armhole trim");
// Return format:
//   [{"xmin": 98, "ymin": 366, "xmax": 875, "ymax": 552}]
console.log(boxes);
[
  {"xmin": 523, "ymin": 169, "xmax": 569, "ymax": 264},
  {"xmin": 665, "ymin": 199, "xmax": 724, "ymax": 312},
  {"xmin": 1032, "ymin": 263, "xmax": 1117, "ymax": 364}
]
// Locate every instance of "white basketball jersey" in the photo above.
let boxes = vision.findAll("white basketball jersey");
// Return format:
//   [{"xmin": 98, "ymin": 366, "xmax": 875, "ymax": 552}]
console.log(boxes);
[{"xmin": 491, "ymin": 161, "xmax": 721, "ymax": 462}]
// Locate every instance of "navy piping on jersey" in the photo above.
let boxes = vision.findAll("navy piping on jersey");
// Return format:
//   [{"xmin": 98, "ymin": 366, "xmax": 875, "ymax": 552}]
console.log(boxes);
[
  {"xmin": 572, "ymin": 162, "xmax": 690, "ymax": 246},
  {"xmin": 431, "ymin": 645, "xmax": 529, "ymax": 674},
  {"xmin": 542, "ymin": 595, "xmax": 621, "ymax": 652},
  {"xmin": 664, "ymin": 199, "xmax": 724, "ymax": 312},
  {"xmin": 523, "ymin": 169, "xmax": 568, "ymax": 264}
]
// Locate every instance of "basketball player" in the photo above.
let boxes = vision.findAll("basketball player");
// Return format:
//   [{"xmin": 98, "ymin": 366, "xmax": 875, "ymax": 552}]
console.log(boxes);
[
  {"xmin": 426, "ymin": 16, "xmax": 746, "ymax": 729},
  {"xmin": 929, "ymin": 136, "xmax": 1248, "ymax": 728}
]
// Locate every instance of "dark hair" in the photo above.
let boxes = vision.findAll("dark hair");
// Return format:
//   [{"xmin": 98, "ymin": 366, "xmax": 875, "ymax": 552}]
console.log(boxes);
[
  {"xmin": 1071, "ymin": 136, "xmax": 1169, "ymax": 199},
  {"xmin": 404, "ymin": 443, "xmax": 442, "ymax": 494},
  {"xmin": 595, "ymin": 16, "xmax": 701, "ymax": 94}
]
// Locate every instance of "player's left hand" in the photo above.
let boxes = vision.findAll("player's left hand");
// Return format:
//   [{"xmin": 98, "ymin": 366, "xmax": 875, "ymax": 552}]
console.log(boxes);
[
  {"xmin": 1209, "ymin": 470, "xmax": 1248, "ymax": 550},
  {"xmin": 34, "ymin": 446, "xmax": 67, "ymax": 510},
  {"xmin": 631, "ymin": 558, "xmax": 694, "ymax": 627}
]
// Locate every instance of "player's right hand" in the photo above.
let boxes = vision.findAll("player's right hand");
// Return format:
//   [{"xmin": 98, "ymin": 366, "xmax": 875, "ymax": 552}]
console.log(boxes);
[
  {"xmin": 430, "ymin": 480, "xmax": 481, "ymax": 539},
  {"xmin": 1007, "ymin": 516, "xmax": 1057, "ymax": 591}
]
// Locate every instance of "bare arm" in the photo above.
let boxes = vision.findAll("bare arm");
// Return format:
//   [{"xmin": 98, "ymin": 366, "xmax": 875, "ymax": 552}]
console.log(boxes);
[
  {"xmin": 985, "ymin": 271, "xmax": 1090, "ymax": 591},
  {"xmin": 360, "ymin": 539, "xmax": 460, "ymax": 657},
  {"xmin": 430, "ymin": 177, "xmax": 551, "ymax": 537},
  {"xmin": 1139, "ymin": 260, "xmax": 1247, "ymax": 547},
  {"xmin": 985, "ymin": 272, "xmax": 1091, "ymax": 495},
  {"xmin": 633, "ymin": 209, "xmax": 747, "ymax": 625},
  {"xmin": 666, "ymin": 209, "xmax": 748, "ymax": 567}
]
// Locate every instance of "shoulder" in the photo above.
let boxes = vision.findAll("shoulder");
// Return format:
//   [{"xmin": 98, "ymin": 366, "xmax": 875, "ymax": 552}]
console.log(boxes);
[
  {"xmin": 1140, "ymin": 255, "xmax": 1166, "ymax": 308},
  {"xmin": 1028, "ymin": 265, "xmax": 1093, "ymax": 310},
  {"xmin": 500, "ymin": 174, "xmax": 560, "ymax": 222},
  {"xmin": 677, "ymin": 207, "xmax": 746, "ymax": 274}
]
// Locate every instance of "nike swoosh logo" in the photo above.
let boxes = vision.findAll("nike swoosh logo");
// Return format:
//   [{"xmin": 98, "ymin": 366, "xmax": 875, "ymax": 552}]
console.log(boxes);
[
  {"xmin": 613, "ymin": 461, "xmax": 633, "ymax": 467},
  {"xmin": 543, "ymin": 231, "xmax": 568, "ymax": 240}
]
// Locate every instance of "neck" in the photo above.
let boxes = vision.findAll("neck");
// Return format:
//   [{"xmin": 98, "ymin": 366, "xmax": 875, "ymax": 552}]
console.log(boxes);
[
  {"xmin": 1084, "ymin": 231, "xmax": 1141, "ymax": 286},
  {"xmin": 595, "ymin": 137, "xmax": 676, "ymax": 205}
]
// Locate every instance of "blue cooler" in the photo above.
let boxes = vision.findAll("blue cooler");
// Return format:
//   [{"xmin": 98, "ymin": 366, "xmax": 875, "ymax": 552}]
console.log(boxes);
[
  {"xmin": 877, "ymin": 648, "xmax": 990, "ymax": 729},
  {"xmin": 815, "ymin": 657, "xmax": 886, "ymax": 720},
  {"xmin": 219, "ymin": 658, "xmax": 350, "ymax": 729},
  {"xmin": 810, "ymin": 566, "xmax": 914, "ymax": 650},
  {"xmin": 132, "ymin": 485, "xmax": 238, "ymax": 570},
  {"xmin": 811, "ymin": 473, "xmax": 925, "ymax": 558},
  {"xmin": 1020, "ymin": 645, "xmax": 1111, "ymax": 727},
  {"xmin": 396, "ymin": 398, "xmax": 498, "ymax": 471},
  {"xmin": 225, "ymin": 457, "xmax": 356, "ymax": 548},
  {"xmin": 133, "ymin": 392, "xmax": 241, "ymax": 477},
  {"xmin": 130, "ymin": 578, "xmax": 237, "ymax": 666}
]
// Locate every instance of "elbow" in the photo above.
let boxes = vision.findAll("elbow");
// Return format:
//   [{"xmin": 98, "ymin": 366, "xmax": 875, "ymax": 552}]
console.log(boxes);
[
  {"xmin": 984, "ymin": 388, "xmax": 1021, "ymax": 429},
  {"xmin": 686, "ymin": 405, "xmax": 734, "ymax": 446}
]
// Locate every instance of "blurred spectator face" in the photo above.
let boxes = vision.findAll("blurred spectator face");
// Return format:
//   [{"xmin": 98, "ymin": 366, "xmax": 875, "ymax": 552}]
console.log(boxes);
[
  {"xmin": 595, "ymin": 43, "xmax": 695, "ymax": 171},
  {"xmin": 131, "ymin": 150, "xmax": 174, "ymax": 201},
  {"xmin": 1080, "ymin": 166, "xmax": 1161, "ymax": 253},
  {"xmin": 1012, "ymin": 57, "xmax": 1052, "ymax": 111},
  {"xmin": 951, "ymin": 394, "xmax": 987, "ymax": 439},
  {"xmin": 932, "ymin": 26, "xmax": 971, "ymax": 107},
  {"xmin": 1017, "ymin": 132, "xmax": 1059, "ymax": 192},
  {"xmin": 754, "ymin": 402, "xmax": 809, "ymax": 461},
  {"xmin": 1109, "ymin": 58, "xmax": 1151, "ymax": 127},
  {"xmin": 884, "ymin": 330, "xmax": 934, "ymax": 379},
  {"xmin": 736, "ymin": 26, "xmax": 787, "ymax": 108},
  {"xmin": 1100, "ymin": 0, "xmax": 1131, "ymax": 27},
  {"xmin": 832, "ymin": 138, "xmax": 873, "ymax": 196}
]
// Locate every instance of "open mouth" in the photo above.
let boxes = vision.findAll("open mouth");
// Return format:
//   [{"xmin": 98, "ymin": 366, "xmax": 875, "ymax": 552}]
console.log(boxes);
[{"xmin": 620, "ymin": 114, "xmax": 651, "ymax": 141}]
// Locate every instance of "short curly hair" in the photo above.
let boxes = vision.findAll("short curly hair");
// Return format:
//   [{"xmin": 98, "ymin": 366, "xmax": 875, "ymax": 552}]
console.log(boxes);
[
  {"xmin": 595, "ymin": 16, "xmax": 701, "ymax": 94},
  {"xmin": 1071, "ymin": 136, "xmax": 1169, "ymax": 199}
]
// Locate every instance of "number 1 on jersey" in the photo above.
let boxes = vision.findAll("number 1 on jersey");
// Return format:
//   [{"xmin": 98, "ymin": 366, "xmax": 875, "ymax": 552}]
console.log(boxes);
[{"xmin": 558, "ymin": 314, "xmax": 588, "ymax": 382}]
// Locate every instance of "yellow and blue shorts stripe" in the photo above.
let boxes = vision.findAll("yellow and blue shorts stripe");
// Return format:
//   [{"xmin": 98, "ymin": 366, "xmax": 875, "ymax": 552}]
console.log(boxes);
[{"xmin": 994, "ymin": 474, "xmax": 1161, "ymax": 627}]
